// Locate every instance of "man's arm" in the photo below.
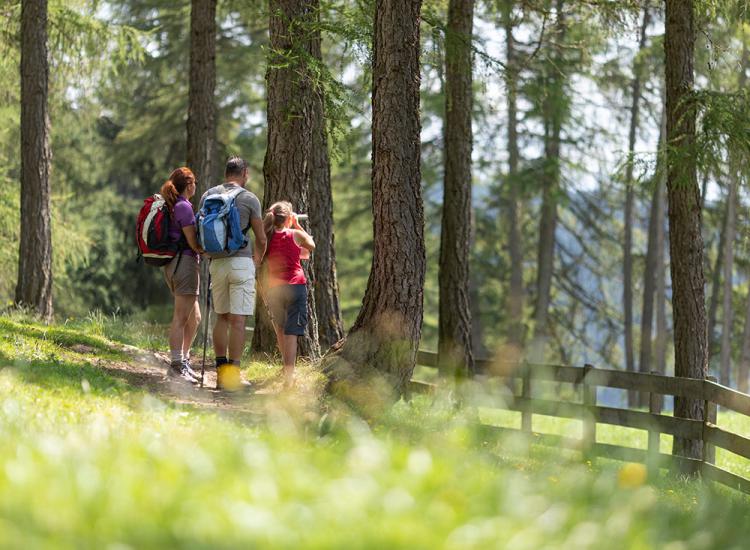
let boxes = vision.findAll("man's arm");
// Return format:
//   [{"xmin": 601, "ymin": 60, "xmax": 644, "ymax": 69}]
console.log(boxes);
[{"xmin": 250, "ymin": 216, "xmax": 267, "ymax": 267}]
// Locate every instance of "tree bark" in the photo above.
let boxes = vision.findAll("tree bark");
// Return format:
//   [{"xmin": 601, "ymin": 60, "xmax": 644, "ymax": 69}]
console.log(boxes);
[
  {"xmin": 706, "ymin": 198, "xmax": 727, "ymax": 357},
  {"xmin": 739, "ymin": 289, "xmax": 750, "ymax": 394},
  {"xmin": 323, "ymin": 0, "xmax": 424, "ymax": 411},
  {"xmin": 734, "ymin": 44, "xmax": 750, "ymax": 394},
  {"xmin": 637, "ymin": 104, "xmax": 667, "ymax": 407},
  {"xmin": 638, "ymin": 176, "xmax": 659, "ymax": 403},
  {"xmin": 186, "ymin": 0, "xmax": 217, "ymax": 197},
  {"xmin": 531, "ymin": 0, "xmax": 565, "ymax": 360},
  {"xmin": 719, "ymin": 172, "xmax": 737, "ymax": 386},
  {"xmin": 16, "ymin": 0, "xmax": 53, "ymax": 320},
  {"xmin": 624, "ymin": 7, "xmax": 650, "ymax": 407},
  {"xmin": 718, "ymin": 43, "xmax": 747, "ymax": 388},
  {"xmin": 665, "ymin": 0, "xmax": 707, "ymax": 460},
  {"xmin": 654, "ymin": 107, "xmax": 668, "ymax": 410},
  {"xmin": 307, "ymin": 3, "xmax": 344, "ymax": 351},
  {"xmin": 505, "ymin": 1, "xmax": 524, "ymax": 349},
  {"xmin": 438, "ymin": 0, "xmax": 474, "ymax": 376},
  {"xmin": 254, "ymin": 0, "xmax": 321, "ymax": 359},
  {"xmin": 187, "ymin": 0, "xmax": 218, "ymax": 317}
]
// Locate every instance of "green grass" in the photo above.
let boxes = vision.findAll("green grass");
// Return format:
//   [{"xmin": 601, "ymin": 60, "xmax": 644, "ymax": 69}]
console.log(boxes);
[{"xmin": 2, "ymin": 314, "xmax": 750, "ymax": 548}]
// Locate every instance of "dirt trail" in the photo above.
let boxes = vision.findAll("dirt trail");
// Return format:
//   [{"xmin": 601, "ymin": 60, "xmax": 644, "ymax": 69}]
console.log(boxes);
[
  {"xmin": 92, "ymin": 343, "xmax": 323, "ymax": 422},
  {"xmin": 98, "ymin": 344, "xmax": 274, "ymax": 418}
]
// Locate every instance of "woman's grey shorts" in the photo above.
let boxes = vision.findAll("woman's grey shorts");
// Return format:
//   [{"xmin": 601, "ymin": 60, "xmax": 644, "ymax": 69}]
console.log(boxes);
[{"xmin": 267, "ymin": 284, "xmax": 307, "ymax": 336}]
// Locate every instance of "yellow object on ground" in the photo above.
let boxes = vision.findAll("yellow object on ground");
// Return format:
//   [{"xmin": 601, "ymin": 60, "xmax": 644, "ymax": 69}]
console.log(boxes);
[
  {"xmin": 217, "ymin": 363, "xmax": 242, "ymax": 391},
  {"xmin": 617, "ymin": 462, "xmax": 647, "ymax": 488}
]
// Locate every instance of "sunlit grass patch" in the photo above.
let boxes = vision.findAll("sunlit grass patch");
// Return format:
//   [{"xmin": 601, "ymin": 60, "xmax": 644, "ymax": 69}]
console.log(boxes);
[
  {"xmin": 3, "ymin": 314, "xmax": 750, "ymax": 547},
  {"xmin": 0, "ymin": 316, "xmax": 120, "ymax": 357}
]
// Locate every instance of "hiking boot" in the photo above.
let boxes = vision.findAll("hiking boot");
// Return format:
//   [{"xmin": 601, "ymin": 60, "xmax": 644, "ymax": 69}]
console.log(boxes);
[
  {"xmin": 216, "ymin": 363, "xmax": 242, "ymax": 392},
  {"xmin": 169, "ymin": 361, "xmax": 199, "ymax": 385},
  {"xmin": 182, "ymin": 359, "xmax": 202, "ymax": 382}
]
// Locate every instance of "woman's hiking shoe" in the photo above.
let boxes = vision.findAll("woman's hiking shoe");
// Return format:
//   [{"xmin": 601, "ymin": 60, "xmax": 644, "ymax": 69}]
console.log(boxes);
[
  {"xmin": 169, "ymin": 361, "xmax": 199, "ymax": 385},
  {"xmin": 181, "ymin": 359, "xmax": 202, "ymax": 382}
]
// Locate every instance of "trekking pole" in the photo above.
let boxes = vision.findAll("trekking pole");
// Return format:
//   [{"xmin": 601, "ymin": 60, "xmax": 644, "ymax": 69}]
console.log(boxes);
[
  {"xmin": 200, "ymin": 269, "xmax": 211, "ymax": 388},
  {"xmin": 256, "ymin": 275, "xmax": 274, "ymax": 325}
]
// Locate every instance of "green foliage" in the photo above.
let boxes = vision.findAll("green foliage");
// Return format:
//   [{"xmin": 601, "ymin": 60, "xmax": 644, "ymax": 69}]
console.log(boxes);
[{"xmin": 3, "ymin": 315, "xmax": 750, "ymax": 547}]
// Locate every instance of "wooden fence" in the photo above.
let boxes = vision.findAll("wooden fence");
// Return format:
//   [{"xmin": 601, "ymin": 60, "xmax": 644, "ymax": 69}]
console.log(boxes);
[{"xmin": 411, "ymin": 351, "xmax": 750, "ymax": 495}]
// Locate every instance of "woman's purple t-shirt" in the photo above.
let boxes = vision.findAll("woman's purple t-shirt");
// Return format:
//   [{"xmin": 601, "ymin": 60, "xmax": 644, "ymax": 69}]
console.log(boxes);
[{"xmin": 170, "ymin": 196, "xmax": 197, "ymax": 258}]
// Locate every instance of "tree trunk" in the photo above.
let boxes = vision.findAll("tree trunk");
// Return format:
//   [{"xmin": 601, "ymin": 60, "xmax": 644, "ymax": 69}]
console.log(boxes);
[
  {"xmin": 624, "ymin": 7, "xmax": 650, "ymax": 406},
  {"xmin": 16, "ymin": 0, "xmax": 52, "ymax": 320},
  {"xmin": 719, "ymin": 172, "xmax": 737, "ymax": 386},
  {"xmin": 531, "ymin": 0, "xmax": 565, "ymax": 360},
  {"xmin": 307, "ymin": 3, "xmax": 344, "ymax": 351},
  {"xmin": 254, "ymin": 0, "xmax": 321, "ymax": 359},
  {"xmin": 739, "ymin": 290, "xmax": 750, "ymax": 394},
  {"xmin": 706, "ymin": 198, "xmax": 727, "ymax": 357},
  {"xmin": 654, "ymin": 108, "xmax": 668, "ymax": 410},
  {"xmin": 323, "ymin": 0, "xmax": 424, "ymax": 411},
  {"xmin": 718, "ymin": 43, "xmax": 747, "ymax": 387},
  {"xmin": 438, "ymin": 0, "xmax": 474, "ymax": 376},
  {"xmin": 734, "ymin": 44, "xmax": 749, "ymax": 393},
  {"xmin": 665, "ymin": 0, "xmax": 707, "ymax": 460},
  {"xmin": 637, "ymin": 104, "xmax": 667, "ymax": 407},
  {"xmin": 638, "ymin": 178, "xmax": 659, "ymax": 404},
  {"xmin": 504, "ymin": 1, "xmax": 524, "ymax": 349},
  {"xmin": 187, "ymin": 0, "xmax": 218, "ymax": 318},
  {"xmin": 186, "ymin": 0, "xmax": 217, "ymax": 197}
]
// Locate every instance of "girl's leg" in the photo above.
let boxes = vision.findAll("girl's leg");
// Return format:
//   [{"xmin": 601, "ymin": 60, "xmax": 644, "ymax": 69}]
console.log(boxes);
[{"xmin": 281, "ymin": 334, "xmax": 297, "ymax": 387}]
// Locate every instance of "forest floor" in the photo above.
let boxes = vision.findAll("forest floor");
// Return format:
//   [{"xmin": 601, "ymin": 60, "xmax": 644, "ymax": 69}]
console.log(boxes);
[{"xmin": 3, "ymin": 312, "xmax": 750, "ymax": 548}]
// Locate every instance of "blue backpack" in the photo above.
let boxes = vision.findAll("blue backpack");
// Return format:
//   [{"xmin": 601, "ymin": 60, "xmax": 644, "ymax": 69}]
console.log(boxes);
[{"xmin": 197, "ymin": 186, "xmax": 249, "ymax": 257}]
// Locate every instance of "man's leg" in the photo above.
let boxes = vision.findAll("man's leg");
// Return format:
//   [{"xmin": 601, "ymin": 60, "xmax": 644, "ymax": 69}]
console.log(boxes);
[
  {"xmin": 213, "ymin": 313, "xmax": 229, "ymax": 358},
  {"xmin": 227, "ymin": 313, "xmax": 247, "ymax": 363}
]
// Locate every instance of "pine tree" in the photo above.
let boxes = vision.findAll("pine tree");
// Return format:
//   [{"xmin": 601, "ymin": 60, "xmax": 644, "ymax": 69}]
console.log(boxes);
[
  {"xmin": 254, "ymin": 0, "xmax": 322, "ymax": 358},
  {"xmin": 16, "ymin": 0, "xmax": 53, "ymax": 320},
  {"xmin": 665, "ymin": 0, "xmax": 707, "ymax": 460},
  {"xmin": 324, "ymin": 0, "xmax": 425, "ymax": 410},
  {"xmin": 438, "ymin": 0, "xmax": 475, "ymax": 376}
]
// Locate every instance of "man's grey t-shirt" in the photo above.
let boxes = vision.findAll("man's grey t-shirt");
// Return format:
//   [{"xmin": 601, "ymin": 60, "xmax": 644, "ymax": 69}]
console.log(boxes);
[{"xmin": 199, "ymin": 183, "xmax": 262, "ymax": 259}]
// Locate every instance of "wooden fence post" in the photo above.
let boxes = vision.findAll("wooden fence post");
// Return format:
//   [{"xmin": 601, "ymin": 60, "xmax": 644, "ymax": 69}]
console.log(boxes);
[
  {"xmin": 582, "ymin": 364, "xmax": 596, "ymax": 461},
  {"xmin": 648, "ymin": 371, "xmax": 662, "ymax": 480},
  {"xmin": 521, "ymin": 362, "xmax": 532, "ymax": 433},
  {"xmin": 703, "ymin": 376, "xmax": 718, "ymax": 465}
]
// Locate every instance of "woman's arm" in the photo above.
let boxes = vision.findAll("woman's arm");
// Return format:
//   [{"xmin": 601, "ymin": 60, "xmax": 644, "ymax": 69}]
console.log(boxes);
[{"xmin": 181, "ymin": 225, "xmax": 203, "ymax": 254}]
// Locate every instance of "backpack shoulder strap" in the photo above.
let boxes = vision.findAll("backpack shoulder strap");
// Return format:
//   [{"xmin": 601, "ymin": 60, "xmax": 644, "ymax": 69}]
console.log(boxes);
[{"xmin": 226, "ymin": 186, "xmax": 247, "ymax": 201}]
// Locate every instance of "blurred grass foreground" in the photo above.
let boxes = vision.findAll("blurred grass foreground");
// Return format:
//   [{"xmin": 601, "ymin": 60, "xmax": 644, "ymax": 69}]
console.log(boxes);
[{"xmin": 1, "ymin": 313, "xmax": 750, "ymax": 549}]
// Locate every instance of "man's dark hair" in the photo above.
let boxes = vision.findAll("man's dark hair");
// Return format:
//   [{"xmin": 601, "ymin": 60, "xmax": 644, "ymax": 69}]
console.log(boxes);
[{"xmin": 225, "ymin": 156, "xmax": 248, "ymax": 178}]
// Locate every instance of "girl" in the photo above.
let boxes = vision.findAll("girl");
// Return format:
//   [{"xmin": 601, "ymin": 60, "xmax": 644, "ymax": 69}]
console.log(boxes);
[
  {"xmin": 161, "ymin": 167, "xmax": 203, "ymax": 384},
  {"xmin": 262, "ymin": 201, "xmax": 315, "ymax": 388}
]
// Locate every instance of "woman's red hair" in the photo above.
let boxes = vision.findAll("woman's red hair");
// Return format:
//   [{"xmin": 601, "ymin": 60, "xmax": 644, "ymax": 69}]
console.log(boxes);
[{"xmin": 160, "ymin": 167, "xmax": 195, "ymax": 210}]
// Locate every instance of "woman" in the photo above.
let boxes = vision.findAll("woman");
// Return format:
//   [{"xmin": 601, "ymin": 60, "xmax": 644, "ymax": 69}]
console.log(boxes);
[
  {"xmin": 262, "ymin": 201, "xmax": 315, "ymax": 388},
  {"xmin": 161, "ymin": 167, "xmax": 204, "ymax": 384}
]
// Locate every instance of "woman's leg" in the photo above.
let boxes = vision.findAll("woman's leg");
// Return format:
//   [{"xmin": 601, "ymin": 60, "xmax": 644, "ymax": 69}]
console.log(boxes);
[
  {"xmin": 169, "ymin": 295, "xmax": 196, "ymax": 360},
  {"xmin": 182, "ymin": 299, "xmax": 202, "ymax": 359}
]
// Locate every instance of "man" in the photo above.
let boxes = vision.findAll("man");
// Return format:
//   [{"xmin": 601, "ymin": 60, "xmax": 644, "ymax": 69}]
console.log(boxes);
[{"xmin": 200, "ymin": 156, "xmax": 266, "ymax": 390}]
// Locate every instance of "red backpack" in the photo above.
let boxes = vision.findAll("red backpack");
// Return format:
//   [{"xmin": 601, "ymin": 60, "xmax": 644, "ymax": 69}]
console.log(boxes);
[{"xmin": 135, "ymin": 194, "xmax": 184, "ymax": 266}]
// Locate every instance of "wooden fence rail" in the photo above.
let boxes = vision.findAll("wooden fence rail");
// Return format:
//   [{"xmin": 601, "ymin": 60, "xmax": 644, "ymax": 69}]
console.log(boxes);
[{"xmin": 411, "ymin": 350, "xmax": 750, "ymax": 496}]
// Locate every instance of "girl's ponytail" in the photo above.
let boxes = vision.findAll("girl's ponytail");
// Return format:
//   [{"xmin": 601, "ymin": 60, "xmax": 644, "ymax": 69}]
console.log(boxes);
[{"xmin": 263, "ymin": 210, "xmax": 276, "ymax": 243}]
